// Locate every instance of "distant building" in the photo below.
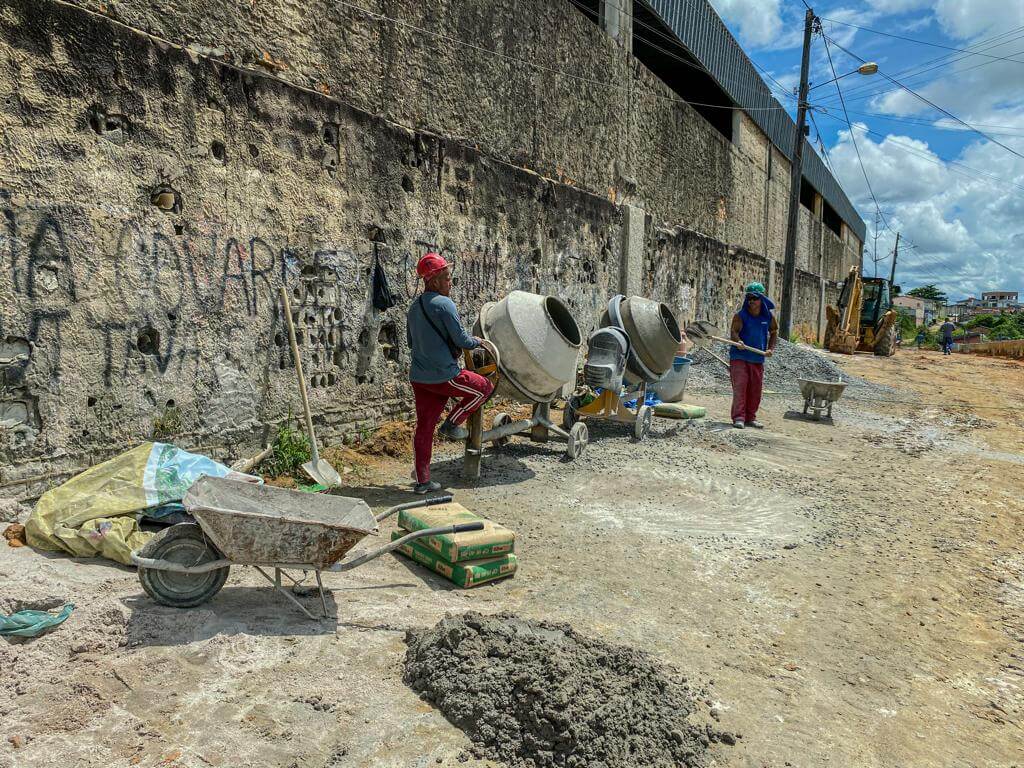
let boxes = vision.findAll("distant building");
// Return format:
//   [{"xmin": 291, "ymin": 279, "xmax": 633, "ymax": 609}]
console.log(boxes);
[
  {"xmin": 980, "ymin": 291, "xmax": 1020, "ymax": 309},
  {"xmin": 893, "ymin": 295, "xmax": 925, "ymax": 326}
]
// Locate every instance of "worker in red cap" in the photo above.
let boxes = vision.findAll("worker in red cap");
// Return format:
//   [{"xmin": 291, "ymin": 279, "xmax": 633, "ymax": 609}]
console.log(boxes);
[{"xmin": 406, "ymin": 253, "xmax": 493, "ymax": 493}]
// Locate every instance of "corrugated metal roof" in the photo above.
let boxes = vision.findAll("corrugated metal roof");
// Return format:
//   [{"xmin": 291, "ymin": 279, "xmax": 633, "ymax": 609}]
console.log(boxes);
[{"xmin": 642, "ymin": 0, "xmax": 867, "ymax": 241}]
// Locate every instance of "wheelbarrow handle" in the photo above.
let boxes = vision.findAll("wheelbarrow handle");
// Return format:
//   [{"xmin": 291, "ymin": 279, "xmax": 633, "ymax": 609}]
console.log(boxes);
[
  {"xmin": 374, "ymin": 494, "xmax": 454, "ymax": 523},
  {"xmin": 329, "ymin": 522, "xmax": 482, "ymax": 572}
]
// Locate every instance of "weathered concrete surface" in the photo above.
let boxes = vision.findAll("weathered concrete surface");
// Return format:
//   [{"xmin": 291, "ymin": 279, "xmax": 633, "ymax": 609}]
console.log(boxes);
[{"xmin": 0, "ymin": 0, "xmax": 860, "ymax": 480}]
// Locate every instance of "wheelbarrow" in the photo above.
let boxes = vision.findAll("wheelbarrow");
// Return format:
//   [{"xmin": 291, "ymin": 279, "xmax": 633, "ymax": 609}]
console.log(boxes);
[
  {"xmin": 797, "ymin": 378, "xmax": 847, "ymax": 421},
  {"xmin": 129, "ymin": 476, "xmax": 482, "ymax": 619}
]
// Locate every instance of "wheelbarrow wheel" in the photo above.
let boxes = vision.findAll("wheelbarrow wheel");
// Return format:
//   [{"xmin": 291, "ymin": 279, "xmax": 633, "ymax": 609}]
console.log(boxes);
[{"xmin": 138, "ymin": 523, "xmax": 229, "ymax": 608}]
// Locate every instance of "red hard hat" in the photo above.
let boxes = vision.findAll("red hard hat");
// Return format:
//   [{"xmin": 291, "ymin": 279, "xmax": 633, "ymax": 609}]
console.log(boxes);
[{"xmin": 416, "ymin": 252, "xmax": 449, "ymax": 281}]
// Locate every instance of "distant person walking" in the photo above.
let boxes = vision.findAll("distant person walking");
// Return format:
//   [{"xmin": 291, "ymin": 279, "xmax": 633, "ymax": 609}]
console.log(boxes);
[
  {"xmin": 915, "ymin": 329, "xmax": 926, "ymax": 350},
  {"xmin": 940, "ymin": 319, "xmax": 957, "ymax": 355},
  {"xmin": 729, "ymin": 282, "xmax": 777, "ymax": 429},
  {"xmin": 406, "ymin": 253, "xmax": 493, "ymax": 494}
]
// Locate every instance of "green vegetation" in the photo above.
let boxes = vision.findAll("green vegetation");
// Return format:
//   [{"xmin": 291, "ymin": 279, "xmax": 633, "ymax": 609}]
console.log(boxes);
[
  {"xmin": 963, "ymin": 312, "xmax": 1024, "ymax": 340},
  {"xmin": 906, "ymin": 284, "xmax": 948, "ymax": 304},
  {"xmin": 152, "ymin": 405, "xmax": 182, "ymax": 439},
  {"xmin": 263, "ymin": 420, "xmax": 311, "ymax": 477}
]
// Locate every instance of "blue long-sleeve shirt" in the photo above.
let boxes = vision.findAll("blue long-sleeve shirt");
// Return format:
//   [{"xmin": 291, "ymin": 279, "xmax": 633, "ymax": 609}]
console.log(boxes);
[{"xmin": 406, "ymin": 292, "xmax": 479, "ymax": 384}]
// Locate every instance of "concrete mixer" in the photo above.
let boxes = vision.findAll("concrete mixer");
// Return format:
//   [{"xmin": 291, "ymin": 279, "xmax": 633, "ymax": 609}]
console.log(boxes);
[
  {"xmin": 462, "ymin": 291, "xmax": 587, "ymax": 479},
  {"xmin": 562, "ymin": 294, "xmax": 682, "ymax": 441}
]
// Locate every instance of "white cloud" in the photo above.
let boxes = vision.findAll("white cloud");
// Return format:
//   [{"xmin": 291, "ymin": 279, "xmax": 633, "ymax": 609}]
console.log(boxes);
[
  {"xmin": 707, "ymin": 0, "xmax": 784, "ymax": 48},
  {"xmin": 934, "ymin": 0, "xmax": 1024, "ymax": 41},
  {"xmin": 826, "ymin": 125, "xmax": 1024, "ymax": 299}
]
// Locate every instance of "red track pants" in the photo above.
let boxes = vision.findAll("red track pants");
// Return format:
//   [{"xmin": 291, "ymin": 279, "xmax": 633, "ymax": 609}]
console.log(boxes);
[
  {"xmin": 411, "ymin": 370, "xmax": 493, "ymax": 483},
  {"xmin": 729, "ymin": 359, "xmax": 764, "ymax": 423}
]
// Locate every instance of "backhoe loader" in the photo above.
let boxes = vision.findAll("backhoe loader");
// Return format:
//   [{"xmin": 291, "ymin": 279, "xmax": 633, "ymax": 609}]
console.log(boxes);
[{"xmin": 823, "ymin": 265, "xmax": 898, "ymax": 356}]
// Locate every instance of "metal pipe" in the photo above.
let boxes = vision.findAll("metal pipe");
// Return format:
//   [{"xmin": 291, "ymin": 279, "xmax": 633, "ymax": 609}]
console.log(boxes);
[
  {"xmin": 130, "ymin": 553, "xmax": 232, "ymax": 573},
  {"xmin": 374, "ymin": 494, "xmax": 453, "ymax": 523},
  {"xmin": 328, "ymin": 523, "xmax": 484, "ymax": 572},
  {"xmin": 479, "ymin": 418, "xmax": 534, "ymax": 443}
]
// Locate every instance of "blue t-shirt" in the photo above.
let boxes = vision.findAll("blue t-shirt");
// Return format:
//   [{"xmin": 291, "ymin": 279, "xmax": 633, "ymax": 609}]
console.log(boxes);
[
  {"xmin": 730, "ymin": 295, "xmax": 775, "ymax": 365},
  {"xmin": 406, "ymin": 292, "xmax": 479, "ymax": 384}
]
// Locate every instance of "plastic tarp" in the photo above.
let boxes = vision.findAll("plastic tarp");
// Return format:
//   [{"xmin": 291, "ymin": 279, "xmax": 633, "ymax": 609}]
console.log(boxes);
[
  {"xmin": 0, "ymin": 604, "xmax": 74, "ymax": 638},
  {"xmin": 25, "ymin": 443, "xmax": 259, "ymax": 565}
]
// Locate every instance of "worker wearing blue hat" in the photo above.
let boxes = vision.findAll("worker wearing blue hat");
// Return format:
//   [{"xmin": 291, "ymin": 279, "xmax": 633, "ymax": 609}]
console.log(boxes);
[{"xmin": 729, "ymin": 281, "xmax": 777, "ymax": 429}]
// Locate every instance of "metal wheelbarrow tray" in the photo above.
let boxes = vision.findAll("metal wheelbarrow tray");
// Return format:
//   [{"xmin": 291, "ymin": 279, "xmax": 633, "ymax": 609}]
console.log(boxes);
[
  {"xmin": 797, "ymin": 378, "xmax": 847, "ymax": 421},
  {"xmin": 130, "ymin": 476, "xmax": 481, "ymax": 619}
]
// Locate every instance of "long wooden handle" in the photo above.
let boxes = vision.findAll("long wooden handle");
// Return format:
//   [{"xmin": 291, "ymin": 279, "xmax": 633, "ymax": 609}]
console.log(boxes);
[
  {"xmin": 710, "ymin": 334, "xmax": 767, "ymax": 356},
  {"xmin": 279, "ymin": 286, "xmax": 320, "ymax": 464}
]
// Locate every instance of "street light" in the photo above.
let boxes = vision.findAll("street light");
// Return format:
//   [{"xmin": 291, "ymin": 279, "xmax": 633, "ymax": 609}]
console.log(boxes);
[{"xmin": 808, "ymin": 62, "xmax": 879, "ymax": 90}]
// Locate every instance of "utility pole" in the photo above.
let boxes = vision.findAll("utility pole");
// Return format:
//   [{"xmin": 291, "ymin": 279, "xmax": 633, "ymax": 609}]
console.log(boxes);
[
  {"xmin": 889, "ymin": 231, "xmax": 899, "ymax": 289},
  {"xmin": 779, "ymin": 7, "xmax": 816, "ymax": 339}
]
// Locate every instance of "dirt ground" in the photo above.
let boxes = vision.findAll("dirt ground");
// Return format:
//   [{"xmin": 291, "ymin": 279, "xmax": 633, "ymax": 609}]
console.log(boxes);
[{"xmin": 2, "ymin": 347, "xmax": 1022, "ymax": 768}]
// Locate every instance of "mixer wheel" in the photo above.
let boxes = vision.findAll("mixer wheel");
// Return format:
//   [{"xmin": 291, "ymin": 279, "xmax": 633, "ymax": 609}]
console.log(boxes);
[
  {"xmin": 491, "ymin": 412, "xmax": 512, "ymax": 447},
  {"xmin": 566, "ymin": 422, "xmax": 589, "ymax": 460},
  {"xmin": 633, "ymin": 405, "xmax": 653, "ymax": 441}
]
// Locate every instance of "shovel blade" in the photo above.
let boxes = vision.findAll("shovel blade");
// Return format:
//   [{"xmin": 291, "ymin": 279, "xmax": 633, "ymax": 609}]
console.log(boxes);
[{"xmin": 302, "ymin": 459, "xmax": 342, "ymax": 488}]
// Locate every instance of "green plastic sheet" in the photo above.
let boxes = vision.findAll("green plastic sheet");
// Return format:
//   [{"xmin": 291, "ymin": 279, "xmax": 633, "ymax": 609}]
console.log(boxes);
[{"xmin": 0, "ymin": 603, "xmax": 75, "ymax": 638}]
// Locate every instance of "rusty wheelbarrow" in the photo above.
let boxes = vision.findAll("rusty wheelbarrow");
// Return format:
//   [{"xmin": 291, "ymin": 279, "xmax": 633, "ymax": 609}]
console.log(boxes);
[{"xmin": 130, "ymin": 476, "xmax": 480, "ymax": 619}]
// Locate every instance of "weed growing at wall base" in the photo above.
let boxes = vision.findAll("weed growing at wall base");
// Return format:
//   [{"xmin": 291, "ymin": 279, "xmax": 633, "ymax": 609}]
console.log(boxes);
[{"xmin": 262, "ymin": 420, "xmax": 311, "ymax": 477}]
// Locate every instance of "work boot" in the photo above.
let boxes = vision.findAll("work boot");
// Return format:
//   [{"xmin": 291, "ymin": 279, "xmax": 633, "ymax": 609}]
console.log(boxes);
[
  {"xmin": 438, "ymin": 418, "xmax": 468, "ymax": 441},
  {"xmin": 413, "ymin": 480, "xmax": 442, "ymax": 495},
  {"xmin": 744, "ymin": 420, "xmax": 764, "ymax": 429},
  {"xmin": 732, "ymin": 420, "xmax": 745, "ymax": 429}
]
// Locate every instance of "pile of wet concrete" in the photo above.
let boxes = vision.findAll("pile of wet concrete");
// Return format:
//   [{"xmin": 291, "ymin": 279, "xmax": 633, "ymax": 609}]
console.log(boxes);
[{"xmin": 404, "ymin": 612, "xmax": 732, "ymax": 768}]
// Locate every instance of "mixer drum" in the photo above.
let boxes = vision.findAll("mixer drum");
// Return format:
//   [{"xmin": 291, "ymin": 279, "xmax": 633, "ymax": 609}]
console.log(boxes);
[
  {"xmin": 477, "ymin": 291, "xmax": 583, "ymax": 403},
  {"xmin": 601, "ymin": 294, "xmax": 682, "ymax": 384}
]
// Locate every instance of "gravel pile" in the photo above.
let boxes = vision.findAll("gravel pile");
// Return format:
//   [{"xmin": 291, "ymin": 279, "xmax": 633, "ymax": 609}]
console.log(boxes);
[
  {"xmin": 404, "ymin": 612, "xmax": 731, "ymax": 768},
  {"xmin": 686, "ymin": 339, "xmax": 897, "ymax": 399}
]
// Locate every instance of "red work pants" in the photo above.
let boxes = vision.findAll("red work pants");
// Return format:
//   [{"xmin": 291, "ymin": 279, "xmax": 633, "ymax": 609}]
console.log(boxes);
[
  {"xmin": 729, "ymin": 359, "xmax": 764, "ymax": 423},
  {"xmin": 411, "ymin": 370, "xmax": 493, "ymax": 483}
]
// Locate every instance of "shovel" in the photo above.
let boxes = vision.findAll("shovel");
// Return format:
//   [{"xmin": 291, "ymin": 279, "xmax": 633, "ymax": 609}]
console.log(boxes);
[
  {"xmin": 685, "ymin": 320, "xmax": 767, "ymax": 357},
  {"xmin": 279, "ymin": 286, "xmax": 342, "ymax": 488}
]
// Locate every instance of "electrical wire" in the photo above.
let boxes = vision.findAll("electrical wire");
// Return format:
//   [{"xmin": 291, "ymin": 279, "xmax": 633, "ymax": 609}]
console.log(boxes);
[
  {"xmin": 818, "ymin": 17, "xmax": 1024, "ymax": 65},
  {"xmin": 814, "ymin": 25, "xmax": 1024, "ymax": 107},
  {"xmin": 823, "ymin": 35, "xmax": 1024, "ymax": 163}
]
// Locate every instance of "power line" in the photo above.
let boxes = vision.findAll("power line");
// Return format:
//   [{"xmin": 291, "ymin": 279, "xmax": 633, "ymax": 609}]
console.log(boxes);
[
  {"xmin": 815, "ymin": 25, "xmax": 1024, "ymax": 107},
  {"xmin": 824, "ymin": 34, "xmax": 1024, "ymax": 163},
  {"xmin": 810, "ymin": 110, "xmax": 1024, "ymax": 194},
  {"xmin": 818, "ymin": 17, "xmax": 1024, "ymax": 64}
]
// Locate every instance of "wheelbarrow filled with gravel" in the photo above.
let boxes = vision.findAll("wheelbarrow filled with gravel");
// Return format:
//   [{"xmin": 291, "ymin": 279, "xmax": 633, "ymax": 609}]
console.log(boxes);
[{"xmin": 130, "ymin": 476, "xmax": 479, "ymax": 619}]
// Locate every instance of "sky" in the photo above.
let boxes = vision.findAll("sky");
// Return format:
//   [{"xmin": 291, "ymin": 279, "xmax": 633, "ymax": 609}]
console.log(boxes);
[{"xmin": 706, "ymin": 0, "xmax": 1024, "ymax": 301}]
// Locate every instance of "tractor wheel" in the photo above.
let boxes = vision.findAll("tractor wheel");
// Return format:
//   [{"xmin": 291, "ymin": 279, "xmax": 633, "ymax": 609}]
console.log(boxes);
[{"xmin": 874, "ymin": 324, "xmax": 897, "ymax": 356}]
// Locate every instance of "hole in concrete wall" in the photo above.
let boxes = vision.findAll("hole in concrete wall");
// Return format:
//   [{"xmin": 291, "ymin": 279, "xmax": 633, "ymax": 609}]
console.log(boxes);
[
  {"xmin": 165, "ymin": 399, "xmax": 175, "ymax": 408},
  {"xmin": 137, "ymin": 326, "xmax": 160, "ymax": 355},
  {"xmin": 167, "ymin": 312, "xmax": 177, "ymax": 323},
  {"xmin": 379, "ymin": 322, "xmax": 400, "ymax": 363},
  {"xmin": 174, "ymin": 224, "xmax": 184, "ymax": 235},
  {"xmin": 248, "ymin": 144, "xmax": 260, "ymax": 158},
  {"xmin": 327, "ymin": 373, "xmax": 337, "ymax": 386},
  {"xmin": 401, "ymin": 174, "xmax": 415, "ymax": 194},
  {"xmin": 333, "ymin": 308, "xmax": 343, "ymax": 323},
  {"xmin": 799, "ymin": 178, "xmax": 816, "ymax": 211},
  {"xmin": 296, "ymin": 329, "xmax": 305, "ymax": 345},
  {"xmin": 323, "ymin": 124, "xmax": 338, "ymax": 146},
  {"xmin": 822, "ymin": 198, "xmax": 842, "ymax": 237},
  {"xmin": 274, "ymin": 331, "xmax": 285, "ymax": 346},
  {"xmin": 87, "ymin": 396, "xmax": 97, "ymax": 407},
  {"xmin": 210, "ymin": 140, "xmax": 227, "ymax": 163},
  {"xmin": 531, "ymin": 248, "xmax": 542, "ymax": 266},
  {"xmin": 333, "ymin": 349, "xmax": 345, "ymax": 367},
  {"xmin": 89, "ymin": 107, "xmax": 128, "ymax": 144},
  {"xmin": 150, "ymin": 184, "xmax": 181, "ymax": 214}
]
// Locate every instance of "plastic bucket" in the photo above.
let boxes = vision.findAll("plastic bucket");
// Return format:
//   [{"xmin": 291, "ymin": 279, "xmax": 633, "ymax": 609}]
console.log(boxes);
[{"xmin": 650, "ymin": 355, "xmax": 691, "ymax": 403}]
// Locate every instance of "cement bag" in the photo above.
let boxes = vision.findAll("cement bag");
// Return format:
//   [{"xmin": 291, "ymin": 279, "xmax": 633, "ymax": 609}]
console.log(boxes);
[{"xmin": 25, "ymin": 442, "xmax": 259, "ymax": 565}]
